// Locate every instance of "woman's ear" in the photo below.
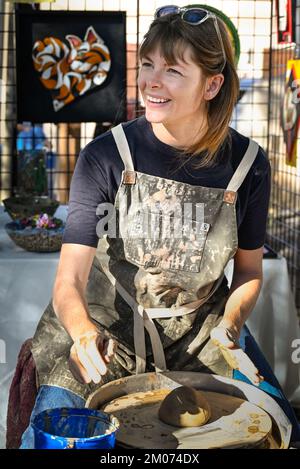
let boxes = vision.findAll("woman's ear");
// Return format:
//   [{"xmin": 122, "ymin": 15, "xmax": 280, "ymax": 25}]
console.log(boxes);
[{"xmin": 204, "ymin": 74, "xmax": 224, "ymax": 101}]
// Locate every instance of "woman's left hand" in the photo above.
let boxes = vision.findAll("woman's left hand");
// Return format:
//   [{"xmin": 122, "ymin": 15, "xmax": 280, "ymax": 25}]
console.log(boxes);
[{"xmin": 210, "ymin": 325, "xmax": 264, "ymax": 386}]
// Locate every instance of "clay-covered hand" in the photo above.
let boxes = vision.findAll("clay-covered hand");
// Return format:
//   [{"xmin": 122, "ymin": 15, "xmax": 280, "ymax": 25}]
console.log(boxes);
[
  {"xmin": 210, "ymin": 325, "xmax": 264, "ymax": 386},
  {"xmin": 68, "ymin": 330, "xmax": 115, "ymax": 384}
]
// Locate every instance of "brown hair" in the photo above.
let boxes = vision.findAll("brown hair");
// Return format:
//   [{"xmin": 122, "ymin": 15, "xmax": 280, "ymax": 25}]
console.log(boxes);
[{"xmin": 139, "ymin": 13, "xmax": 240, "ymax": 168}]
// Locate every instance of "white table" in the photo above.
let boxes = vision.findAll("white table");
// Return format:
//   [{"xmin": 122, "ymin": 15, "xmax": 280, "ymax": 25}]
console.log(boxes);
[{"xmin": 0, "ymin": 205, "xmax": 299, "ymax": 447}]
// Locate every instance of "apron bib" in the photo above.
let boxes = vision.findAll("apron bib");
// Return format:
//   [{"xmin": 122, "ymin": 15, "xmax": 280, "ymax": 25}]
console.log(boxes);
[{"xmin": 31, "ymin": 125, "xmax": 259, "ymax": 399}]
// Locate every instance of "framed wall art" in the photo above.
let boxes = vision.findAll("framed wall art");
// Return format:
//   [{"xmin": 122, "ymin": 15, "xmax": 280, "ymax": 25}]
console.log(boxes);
[{"xmin": 16, "ymin": 10, "xmax": 126, "ymax": 123}]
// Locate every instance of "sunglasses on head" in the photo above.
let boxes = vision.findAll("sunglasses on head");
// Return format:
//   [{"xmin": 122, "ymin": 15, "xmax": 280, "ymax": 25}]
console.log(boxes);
[{"xmin": 154, "ymin": 5, "xmax": 226, "ymax": 72}]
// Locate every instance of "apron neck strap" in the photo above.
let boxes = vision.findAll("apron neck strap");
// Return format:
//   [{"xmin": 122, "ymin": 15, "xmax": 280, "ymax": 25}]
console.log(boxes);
[
  {"xmin": 111, "ymin": 125, "xmax": 260, "ymax": 194},
  {"xmin": 226, "ymin": 139, "xmax": 260, "ymax": 193},
  {"xmin": 111, "ymin": 124, "xmax": 135, "ymax": 171}
]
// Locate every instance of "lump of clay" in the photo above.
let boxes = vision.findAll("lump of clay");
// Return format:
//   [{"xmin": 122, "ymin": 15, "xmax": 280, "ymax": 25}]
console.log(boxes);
[{"xmin": 158, "ymin": 385, "xmax": 211, "ymax": 427}]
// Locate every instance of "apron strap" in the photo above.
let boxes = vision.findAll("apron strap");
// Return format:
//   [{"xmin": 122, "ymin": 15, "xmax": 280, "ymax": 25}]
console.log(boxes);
[
  {"xmin": 144, "ymin": 317, "xmax": 168, "ymax": 372},
  {"xmin": 111, "ymin": 124, "xmax": 135, "ymax": 171},
  {"xmin": 98, "ymin": 250, "xmax": 167, "ymax": 373},
  {"xmin": 226, "ymin": 139, "xmax": 259, "ymax": 193}
]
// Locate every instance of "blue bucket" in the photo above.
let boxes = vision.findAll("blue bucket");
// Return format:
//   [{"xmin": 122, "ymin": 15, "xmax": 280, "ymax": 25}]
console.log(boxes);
[{"xmin": 32, "ymin": 408, "xmax": 119, "ymax": 449}]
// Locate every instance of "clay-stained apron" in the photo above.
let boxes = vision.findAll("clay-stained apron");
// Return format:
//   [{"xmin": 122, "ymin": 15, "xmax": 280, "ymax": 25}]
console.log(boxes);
[{"xmin": 31, "ymin": 123, "xmax": 259, "ymax": 399}]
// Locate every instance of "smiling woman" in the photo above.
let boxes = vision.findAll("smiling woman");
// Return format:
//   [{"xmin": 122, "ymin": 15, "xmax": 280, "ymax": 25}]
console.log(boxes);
[
  {"xmin": 138, "ymin": 47, "xmax": 212, "ymax": 152},
  {"xmin": 138, "ymin": 10, "xmax": 239, "ymax": 166},
  {"xmin": 18, "ymin": 5, "xmax": 300, "ymax": 449}
]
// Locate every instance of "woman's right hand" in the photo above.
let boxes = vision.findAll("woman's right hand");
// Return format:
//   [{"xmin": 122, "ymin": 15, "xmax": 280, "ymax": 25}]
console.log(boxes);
[{"xmin": 68, "ymin": 330, "xmax": 116, "ymax": 384}]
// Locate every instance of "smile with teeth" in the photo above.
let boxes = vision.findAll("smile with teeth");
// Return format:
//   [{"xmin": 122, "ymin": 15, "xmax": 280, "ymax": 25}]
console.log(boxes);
[{"xmin": 147, "ymin": 95, "xmax": 171, "ymax": 104}]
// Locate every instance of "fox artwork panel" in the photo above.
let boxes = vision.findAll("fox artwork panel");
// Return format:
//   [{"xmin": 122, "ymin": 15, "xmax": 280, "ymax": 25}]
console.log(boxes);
[{"xmin": 32, "ymin": 26, "xmax": 111, "ymax": 112}]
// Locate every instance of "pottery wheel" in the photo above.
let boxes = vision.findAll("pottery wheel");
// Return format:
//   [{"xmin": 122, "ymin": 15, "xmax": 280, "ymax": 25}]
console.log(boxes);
[{"xmin": 102, "ymin": 388, "xmax": 273, "ymax": 449}]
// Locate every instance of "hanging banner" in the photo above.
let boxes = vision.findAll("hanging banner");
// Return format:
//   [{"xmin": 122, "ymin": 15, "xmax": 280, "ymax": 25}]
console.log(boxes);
[
  {"xmin": 281, "ymin": 59, "xmax": 300, "ymax": 167},
  {"xmin": 276, "ymin": 0, "xmax": 296, "ymax": 44}
]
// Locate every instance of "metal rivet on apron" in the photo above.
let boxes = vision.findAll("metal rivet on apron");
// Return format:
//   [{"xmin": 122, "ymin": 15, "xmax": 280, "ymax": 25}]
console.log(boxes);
[
  {"xmin": 223, "ymin": 190, "xmax": 237, "ymax": 204},
  {"xmin": 122, "ymin": 170, "xmax": 137, "ymax": 185}
]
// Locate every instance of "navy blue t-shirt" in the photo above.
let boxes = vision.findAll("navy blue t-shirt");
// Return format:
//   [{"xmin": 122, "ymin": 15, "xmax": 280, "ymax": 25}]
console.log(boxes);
[{"xmin": 63, "ymin": 116, "xmax": 271, "ymax": 250}]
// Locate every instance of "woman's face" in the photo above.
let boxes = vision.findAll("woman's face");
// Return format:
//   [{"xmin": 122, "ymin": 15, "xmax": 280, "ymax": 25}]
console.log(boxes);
[{"xmin": 138, "ymin": 45, "xmax": 207, "ymax": 128}]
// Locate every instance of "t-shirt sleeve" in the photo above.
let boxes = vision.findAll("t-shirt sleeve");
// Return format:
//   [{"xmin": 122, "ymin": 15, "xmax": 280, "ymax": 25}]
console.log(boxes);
[
  {"xmin": 238, "ymin": 148, "xmax": 271, "ymax": 250},
  {"xmin": 62, "ymin": 146, "xmax": 109, "ymax": 248}
]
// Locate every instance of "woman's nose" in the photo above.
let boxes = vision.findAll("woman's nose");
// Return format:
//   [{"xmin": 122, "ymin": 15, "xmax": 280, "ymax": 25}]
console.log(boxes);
[{"xmin": 147, "ymin": 70, "xmax": 163, "ymax": 88}]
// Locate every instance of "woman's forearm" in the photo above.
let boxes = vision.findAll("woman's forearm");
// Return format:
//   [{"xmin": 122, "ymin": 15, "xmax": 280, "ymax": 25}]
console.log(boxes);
[
  {"xmin": 220, "ymin": 272, "xmax": 262, "ymax": 338},
  {"xmin": 53, "ymin": 280, "xmax": 98, "ymax": 341}
]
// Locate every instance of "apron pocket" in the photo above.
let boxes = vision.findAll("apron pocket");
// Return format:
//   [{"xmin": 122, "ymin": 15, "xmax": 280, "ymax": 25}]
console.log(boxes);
[{"xmin": 122, "ymin": 210, "xmax": 210, "ymax": 273}]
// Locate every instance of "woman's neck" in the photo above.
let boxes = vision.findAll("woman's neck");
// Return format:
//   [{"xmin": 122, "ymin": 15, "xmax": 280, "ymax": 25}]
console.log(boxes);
[{"xmin": 151, "ymin": 119, "xmax": 207, "ymax": 150}]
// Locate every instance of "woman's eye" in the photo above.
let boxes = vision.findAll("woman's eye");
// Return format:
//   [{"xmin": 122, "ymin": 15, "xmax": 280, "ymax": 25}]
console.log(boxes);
[
  {"xmin": 141, "ymin": 62, "xmax": 152, "ymax": 67},
  {"xmin": 167, "ymin": 68, "xmax": 182, "ymax": 75}
]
